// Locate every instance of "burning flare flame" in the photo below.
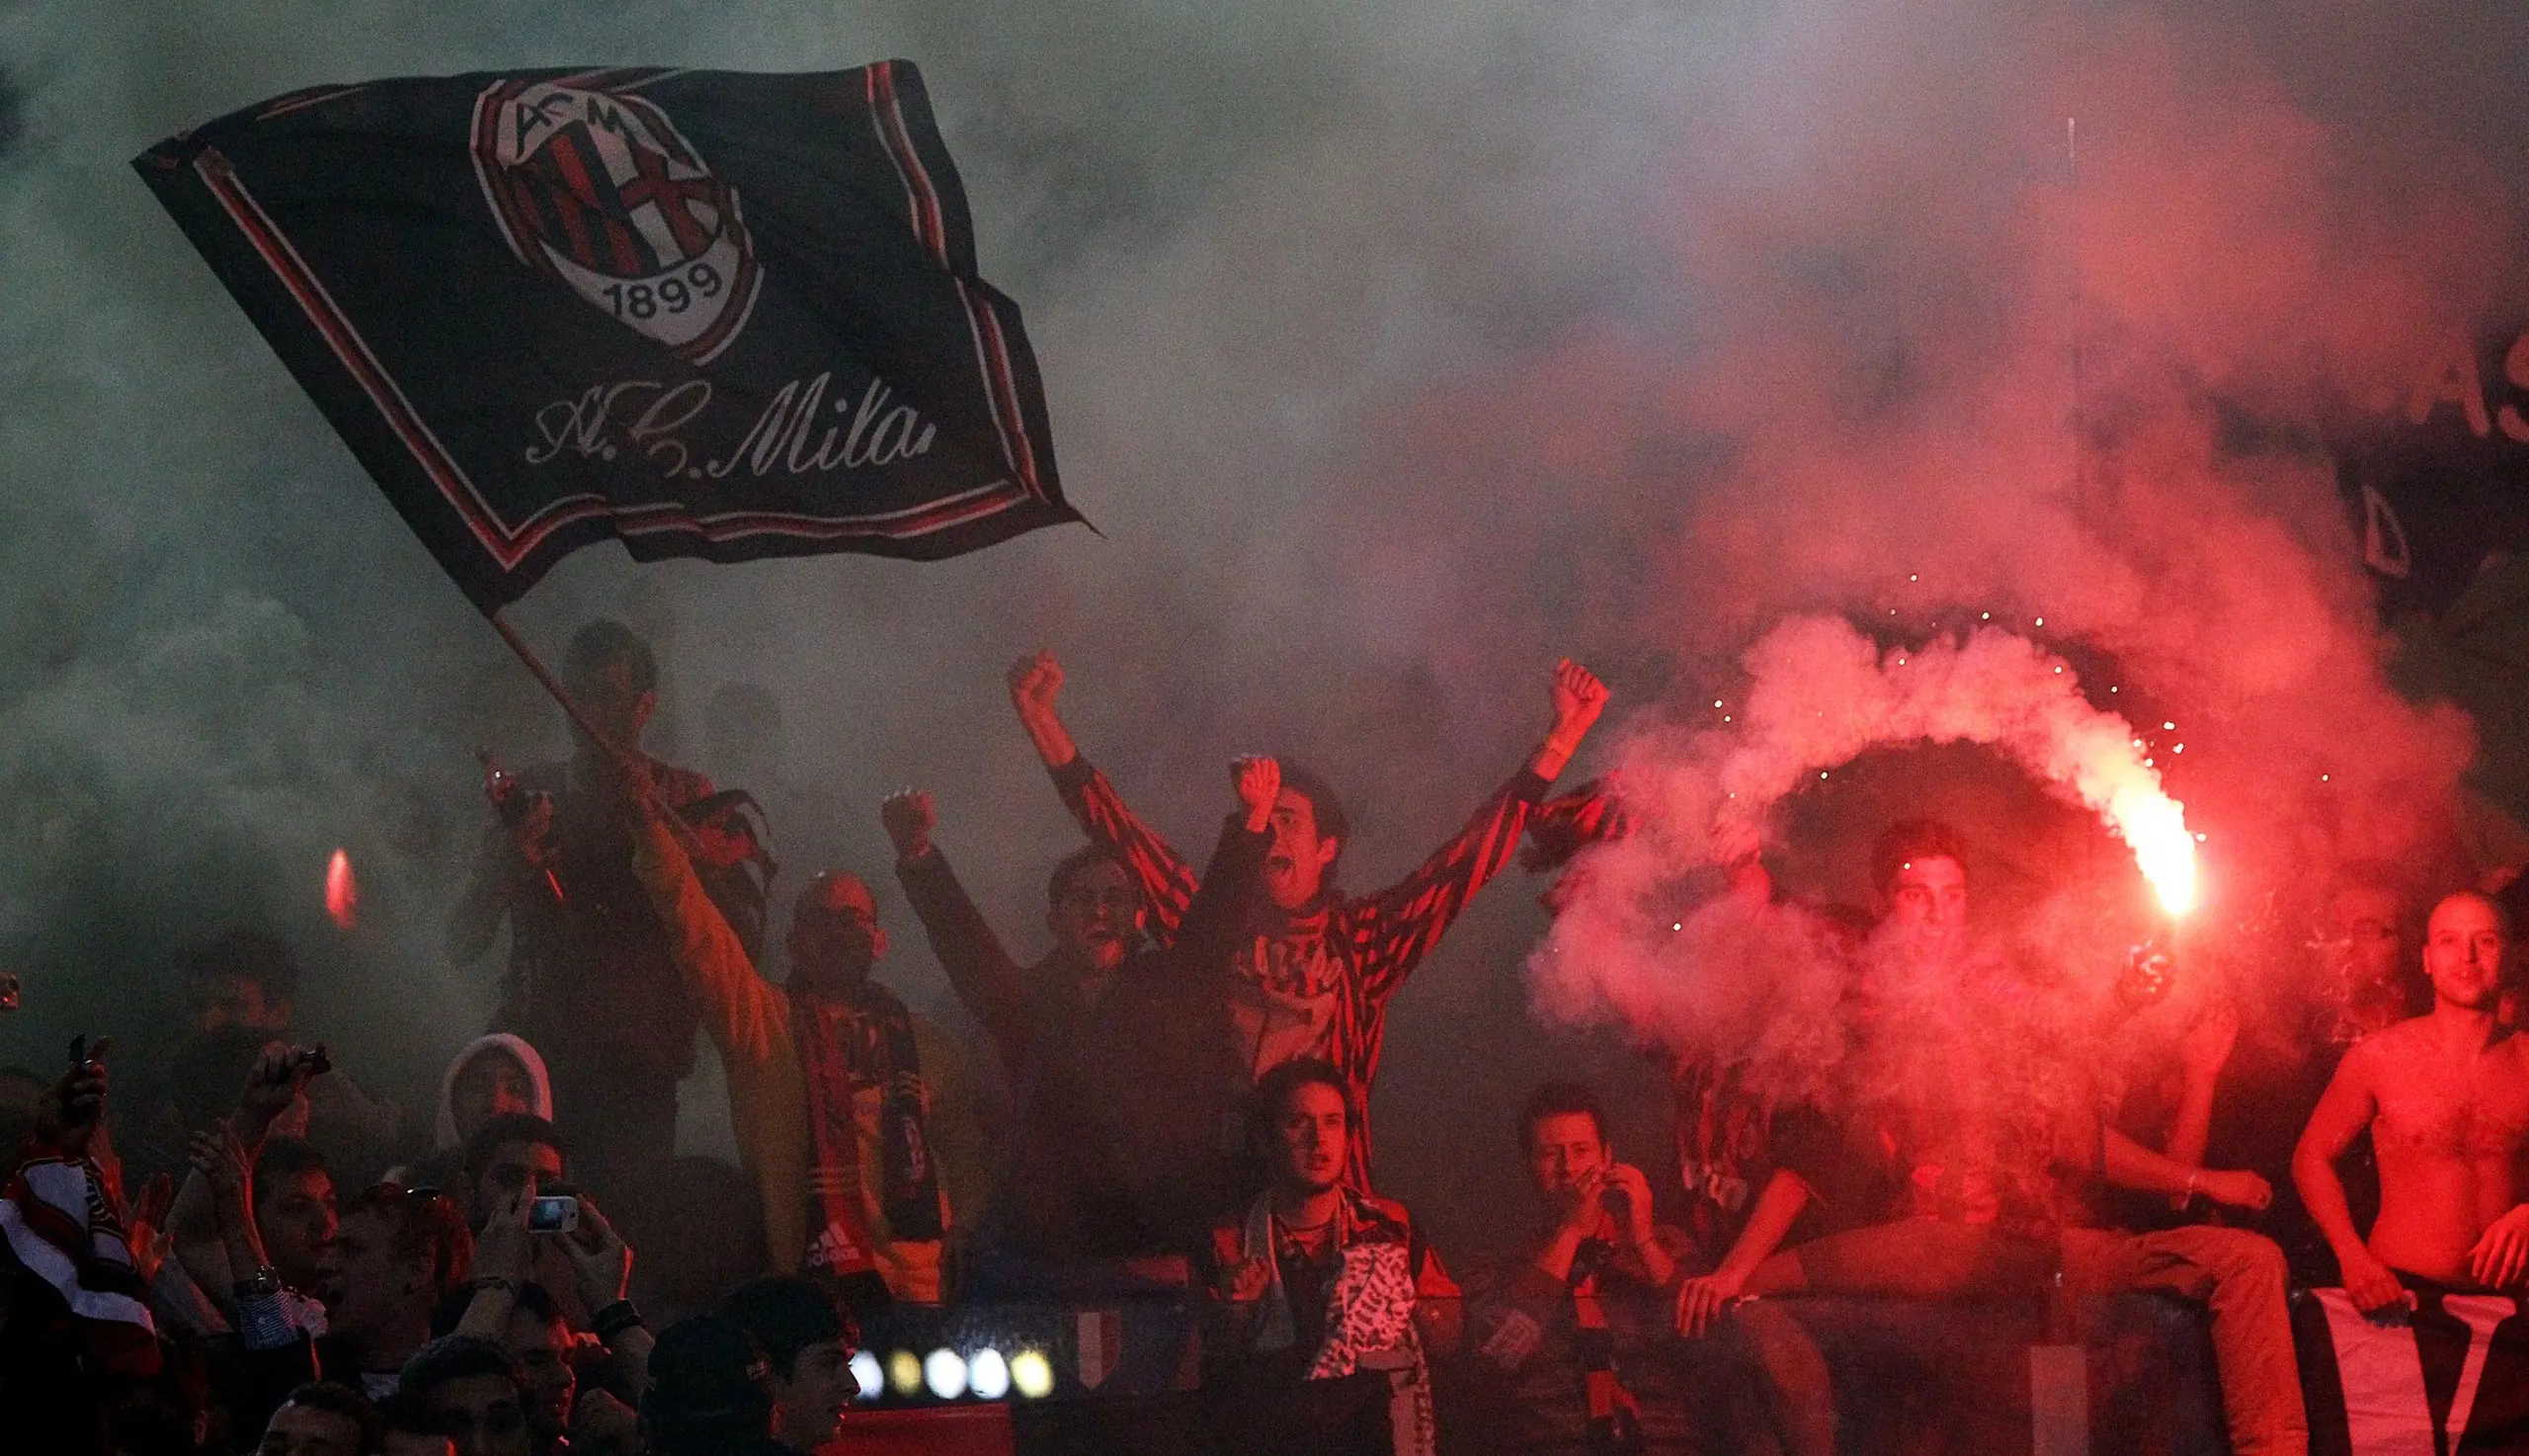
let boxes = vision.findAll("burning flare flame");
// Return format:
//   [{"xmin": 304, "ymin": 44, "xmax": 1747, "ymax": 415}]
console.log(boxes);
[
  {"xmin": 1689, "ymin": 616, "xmax": 2197, "ymax": 915},
  {"xmin": 325, "ymin": 849, "xmax": 359, "ymax": 930},
  {"xmin": 2111, "ymin": 782, "xmax": 2196, "ymax": 916}
]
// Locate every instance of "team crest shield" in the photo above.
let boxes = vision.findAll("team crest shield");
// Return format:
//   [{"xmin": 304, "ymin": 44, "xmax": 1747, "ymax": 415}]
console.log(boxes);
[{"xmin": 471, "ymin": 77, "xmax": 764, "ymax": 364}]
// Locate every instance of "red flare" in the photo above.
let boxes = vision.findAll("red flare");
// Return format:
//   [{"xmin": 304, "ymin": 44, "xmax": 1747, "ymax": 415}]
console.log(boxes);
[{"xmin": 325, "ymin": 849, "xmax": 359, "ymax": 930}]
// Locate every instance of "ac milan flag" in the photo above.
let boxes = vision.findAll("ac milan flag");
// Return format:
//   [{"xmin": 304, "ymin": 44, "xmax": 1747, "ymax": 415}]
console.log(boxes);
[{"xmin": 134, "ymin": 63, "xmax": 1077, "ymax": 611}]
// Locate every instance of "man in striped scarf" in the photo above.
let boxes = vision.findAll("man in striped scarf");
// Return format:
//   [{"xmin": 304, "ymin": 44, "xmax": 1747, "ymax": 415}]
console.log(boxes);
[{"xmin": 1008, "ymin": 652, "xmax": 1609, "ymax": 1190}]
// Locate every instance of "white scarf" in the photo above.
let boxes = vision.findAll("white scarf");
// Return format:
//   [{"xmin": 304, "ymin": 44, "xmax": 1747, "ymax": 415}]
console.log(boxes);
[{"xmin": 1236, "ymin": 1191, "xmax": 1435, "ymax": 1456}]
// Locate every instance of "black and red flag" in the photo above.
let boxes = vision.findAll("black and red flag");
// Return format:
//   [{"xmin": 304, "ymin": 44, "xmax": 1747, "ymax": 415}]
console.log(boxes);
[
  {"xmin": 2293, "ymin": 1283, "xmax": 2529, "ymax": 1454},
  {"xmin": 135, "ymin": 63, "xmax": 1076, "ymax": 611}
]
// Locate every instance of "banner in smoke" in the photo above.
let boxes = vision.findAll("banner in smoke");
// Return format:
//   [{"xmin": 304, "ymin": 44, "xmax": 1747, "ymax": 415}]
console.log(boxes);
[
  {"xmin": 134, "ymin": 64, "xmax": 1077, "ymax": 611},
  {"xmin": 2334, "ymin": 321, "xmax": 2529, "ymax": 617},
  {"xmin": 2293, "ymin": 1286, "xmax": 2529, "ymax": 1454}
]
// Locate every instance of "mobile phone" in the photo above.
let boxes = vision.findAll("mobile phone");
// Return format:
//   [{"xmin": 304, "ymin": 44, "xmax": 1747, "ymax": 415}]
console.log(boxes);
[
  {"xmin": 528, "ymin": 1195, "xmax": 580, "ymax": 1235},
  {"xmin": 67, "ymin": 1033, "xmax": 86, "ymax": 1069},
  {"xmin": 295, "ymin": 1045, "xmax": 334, "ymax": 1078}
]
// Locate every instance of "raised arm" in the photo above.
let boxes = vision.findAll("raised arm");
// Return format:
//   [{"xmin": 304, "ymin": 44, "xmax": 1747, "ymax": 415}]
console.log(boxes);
[
  {"xmin": 1168, "ymin": 759, "xmax": 1277, "ymax": 974},
  {"xmin": 2161, "ymin": 1002, "xmax": 2239, "ymax": 1183},
  {"xmin": 169, "ymin": 1043, "xmax": 319, "ymax": 1292},
  {"xmin": 2293, "ymin": 1043, "xmax": 2407, "ymax": 1312},
  {"xmin": 885, "ymin": 790, "xmax": 1030, "ymax": 1070},
  {"xmin": 1010, "ymin": 652, "xmax": 1200, "ymax": 939},
  {"xmin": 626, "ymin": 790, "xmax": 786, "ymax": 1066},
  {"xmin": 1353, "ymin": 661, "xmax": 1611, "ymax": 998},
  {"xmin": 1527, "ymin": 658, "xmax": 1611, "ymax": 782},
  {"xmin": 446, "ymin": 794, "xmax": 558, "ymax": 965}
]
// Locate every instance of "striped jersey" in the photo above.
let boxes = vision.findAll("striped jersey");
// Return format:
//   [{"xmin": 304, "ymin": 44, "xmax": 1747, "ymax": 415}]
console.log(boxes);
[{"xmin": 1049, "ymin": 756, "xmax": 1548, "ymax": 1189}]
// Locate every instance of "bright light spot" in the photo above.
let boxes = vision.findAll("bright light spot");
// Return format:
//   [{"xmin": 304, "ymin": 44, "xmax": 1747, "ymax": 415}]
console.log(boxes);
[
  {"xmin": 2125, "ymin": 793, "xmax": 2198, "ymax": 917},
  {"xmin": 887, "ymin": 1351, "xmax": 923, "ymax": 1398},
  {"xmin": 969, "ymin": 1349, "xmax": 1011, "ymax": 1401},
  {"xmin": 1714, "ymin": 699, "xmax": 1724, "ymax": 708},
  {"xmin": 325, "ymin": 849, "xmax": 359, "ymax": 930},
  {"xmin": 1981, "ymin": 611, "xmax": 1991, "ymax": 619},
  {"xmin": 1723, "ymin": 715, "xmax": 1732, "ymax": 722},
  {"xmin": 2053, "ymin": 666, "xmax": 2063, "ymax": 674},
  {"xmin": 1010, "ymin": 1350, "xmax": 1055, "ymax": 1400},
  {"xmin": 1818, "ymin": 770, "xmax": 1829, "ymax": 779},
  {"xmin": 850, "ymin": 1351, "xmax": 883, "ymax": 1402},
  {"xmin": 925, "ymin": 1348, "xmax": 968, "ymax": 1400},
  {"xmin": 2144, "ymin": 759, "xmax": 2154, "ymax": 768},
  {"xmin": 1909, "ymin": 574, "xmax": 1918, "ymax": 581},
  {"xmin": 2172, "ymin": 744, "xmax": 2183, "ymax": 754},
  {"xmin": 2110, "ymin": 686, "xmax": 2120, "ymax": 693},
  {"xmin": 2321, "ymin": 773, "xmax": 2330, "ymax": 782},
  {"xmin": 2195, "ymin": 833, "xmax": 2207, "ymax": 842},
  {"xmin": 1671, "ymin": 923, "xmax": 1683, "ymax": 931},
  {"xmin": 2162, "ymin": 721, "xmax": 2175, "ymax": 731},
  {"xmin": 2034, "ymin": 617, "xmax": 2045, "ymax": 626}
]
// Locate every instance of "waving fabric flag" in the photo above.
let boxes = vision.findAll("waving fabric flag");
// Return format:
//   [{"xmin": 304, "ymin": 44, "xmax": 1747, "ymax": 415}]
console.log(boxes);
[
  {"xmin": 1, "ymin": 1148, "xmax": 160, "ymax": 1377},
  {"xmin": 135, "ymin": 63, "xmax": 1076, "ymax": 611}
]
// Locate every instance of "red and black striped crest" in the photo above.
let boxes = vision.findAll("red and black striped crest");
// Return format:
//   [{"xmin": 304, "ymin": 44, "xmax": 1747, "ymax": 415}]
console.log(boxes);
[{"xmin": 471, "ymin": 75, "xmax": 763, "ymax": 364}]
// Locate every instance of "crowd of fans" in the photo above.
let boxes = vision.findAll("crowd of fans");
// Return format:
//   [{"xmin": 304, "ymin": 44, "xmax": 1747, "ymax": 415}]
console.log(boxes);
[{"xmin": 3, "ymin": 616, "xmax": 2526, "ymax": 1456}]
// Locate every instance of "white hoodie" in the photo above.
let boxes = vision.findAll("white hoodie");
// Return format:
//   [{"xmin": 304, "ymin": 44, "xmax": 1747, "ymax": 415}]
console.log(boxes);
[{"xmin": 431, "ymin": 1032, "xmax": 554, "ymax": 1150}]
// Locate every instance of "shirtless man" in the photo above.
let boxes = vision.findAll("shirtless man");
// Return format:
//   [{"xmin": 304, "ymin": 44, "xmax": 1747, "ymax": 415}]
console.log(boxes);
[{"xmin": 2294, "ymin": 890, "xmax": 2529, "ymax": 1313}]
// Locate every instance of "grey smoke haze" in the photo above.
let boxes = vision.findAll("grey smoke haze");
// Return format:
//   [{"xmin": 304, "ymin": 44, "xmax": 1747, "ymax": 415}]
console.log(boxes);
[{"xmin": 2, "ymin": 0, "xmax": 2525, "ymax": 1245}]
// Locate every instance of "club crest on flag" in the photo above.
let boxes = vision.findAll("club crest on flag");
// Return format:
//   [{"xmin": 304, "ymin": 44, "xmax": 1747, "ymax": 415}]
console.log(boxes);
[{"xmin": 471, "ymin": 77, "xmax": 764, "ymax": 364}]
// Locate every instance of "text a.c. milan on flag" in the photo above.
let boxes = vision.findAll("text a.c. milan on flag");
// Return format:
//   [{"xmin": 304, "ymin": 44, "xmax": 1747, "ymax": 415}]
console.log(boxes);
[{"xmin": 134, "ymin": 63, "xmax": 1078, "ymax": 612}]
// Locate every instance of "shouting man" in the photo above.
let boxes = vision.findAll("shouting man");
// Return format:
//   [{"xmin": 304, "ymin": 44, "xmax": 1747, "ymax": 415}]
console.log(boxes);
[{"xmin": 1009, "ymin": 651, "xmax": 1608, "ymax": 1187}]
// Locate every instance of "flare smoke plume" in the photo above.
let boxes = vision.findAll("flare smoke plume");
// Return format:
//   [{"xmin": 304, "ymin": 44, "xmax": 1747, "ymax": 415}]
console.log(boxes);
[{"xmin": 0, "ymin": 0, "xmax": 2524, "ymax": 1237}]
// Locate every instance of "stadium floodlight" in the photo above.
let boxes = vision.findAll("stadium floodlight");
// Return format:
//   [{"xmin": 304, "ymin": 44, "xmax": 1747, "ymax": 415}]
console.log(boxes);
[{"xmin": 969, "ymin": 1348, "xmax": 1011, "ymax": 1400}]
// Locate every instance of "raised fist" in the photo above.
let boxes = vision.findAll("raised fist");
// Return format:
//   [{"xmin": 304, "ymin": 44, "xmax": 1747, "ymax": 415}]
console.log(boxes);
[
  {"xmin": 1233, "ymin": 757, "xmax": 1282, "ymax": 832},
  {"xmin": 880, "ymin": 790, "xmax": 938, "ymax": 861},
  {"xmin": 1007, "ymin": 651, "xmax": 1065, "ymax": 721},
  {"xmin": 1549, "ymin": 658, "xmax": 1610, "ymax": 739}
]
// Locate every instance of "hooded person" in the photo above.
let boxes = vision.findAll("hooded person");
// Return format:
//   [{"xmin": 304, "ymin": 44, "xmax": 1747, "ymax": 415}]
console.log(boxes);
[
  {"xmin": 434, "ymin": 1037, "xmax": 554, "ymax": 1154},
  {"xmin": 389, "ymin": 1036, "xmax": 554, "ymax": 1194}
]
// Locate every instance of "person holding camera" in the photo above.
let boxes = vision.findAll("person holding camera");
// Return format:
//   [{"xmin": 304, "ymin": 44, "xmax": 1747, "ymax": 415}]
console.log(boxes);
[
  {"xmin": 1459, "ymin": 1082, "xmax": 1687, "ymax": 1456},
  {"xmin": 451, "ymin": 1180, "xmax": 650, "ymax": 1456}
]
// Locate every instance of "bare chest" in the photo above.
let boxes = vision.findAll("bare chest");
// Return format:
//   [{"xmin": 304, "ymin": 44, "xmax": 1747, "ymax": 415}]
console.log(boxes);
[{"xmin": 2373, "ymin": 1046, "xmax": 2529, "ymax": 1163}]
